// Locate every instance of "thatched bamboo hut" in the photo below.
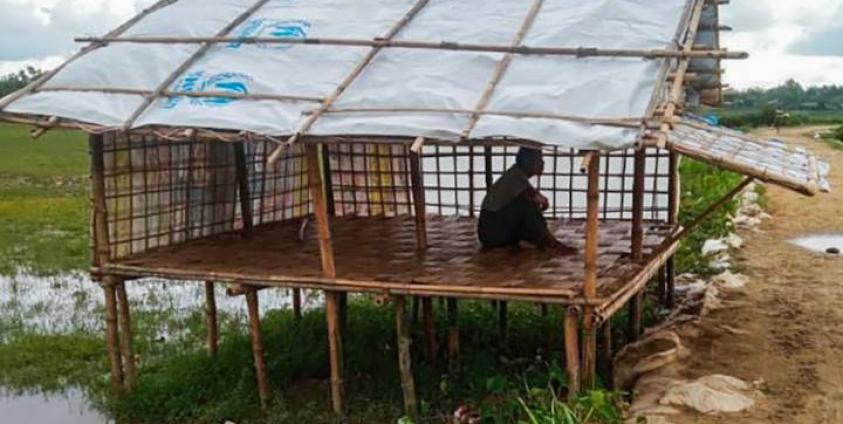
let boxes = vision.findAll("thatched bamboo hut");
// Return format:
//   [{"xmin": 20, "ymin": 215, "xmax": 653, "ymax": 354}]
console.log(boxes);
[{"xmin": 0, "ymin": 0, "xmax": 829, "ymax": 416}]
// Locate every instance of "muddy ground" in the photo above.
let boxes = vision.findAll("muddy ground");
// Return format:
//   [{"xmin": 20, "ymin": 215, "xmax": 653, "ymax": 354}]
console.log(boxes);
[{"xmin": 672, "ymin": 127, "xmax": 843, "ymax": 424}]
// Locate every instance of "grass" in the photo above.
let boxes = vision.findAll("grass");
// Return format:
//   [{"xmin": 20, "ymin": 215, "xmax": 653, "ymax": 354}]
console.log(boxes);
[
  {"xmin": 0, "ymin": 123, "xmax": 90, "ymax": 275},
  {"xmin": 820, "ymin": 125, "xmax": 843, "ymax": 150},
  {"xmin": 0, "ymin": 122, "xmax": 745, "ymax": 423}
]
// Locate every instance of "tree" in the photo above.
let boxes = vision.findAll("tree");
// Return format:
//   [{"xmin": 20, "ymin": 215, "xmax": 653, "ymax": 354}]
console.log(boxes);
[{"xmin": 0, "ymin": 66, "xmax": 43, "ymax": 98}]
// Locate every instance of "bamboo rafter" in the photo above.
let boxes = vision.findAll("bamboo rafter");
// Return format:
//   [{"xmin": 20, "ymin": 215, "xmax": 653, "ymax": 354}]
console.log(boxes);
[
  {"xmin": 265, "ymin": 0, "xmax": 433, "ymax": 165},
  {"xmin": 72, "ymin": 35, "xmax": 749, "ymax": 60},
  {"xmin": 36, "ymin": 86, "xmax": 323, "ymax": 103},
  {"xmin": 462, "ymin": 0, "xmax": 544, "ymax": 139},
  {"xmin": 121, "ymin": 0, "xmax": 274, "ymax": 130}
]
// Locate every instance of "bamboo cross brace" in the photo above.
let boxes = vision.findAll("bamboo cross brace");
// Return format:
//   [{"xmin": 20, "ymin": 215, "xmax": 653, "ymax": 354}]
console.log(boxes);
[
  {"xmin": 73, "ymin": 35, "xmax": 749, "ymax": 60},
  {"xmin": 0, "ymin": 0, "xmax": 178, "ymax": 111},
  {"xmin": 265, "ymin": 0, "xmax": 431, "ymax": 166},
  {"xmin": 121, "ymin": 0, "xmax": 273, "ymax": 130},
  {"xmin": 462, "ymin": 0, "xmax": 544, "ymax": 139},
  {"xmin": 37, "ymin": 86, "xmax": 323, "ymax": 103}
]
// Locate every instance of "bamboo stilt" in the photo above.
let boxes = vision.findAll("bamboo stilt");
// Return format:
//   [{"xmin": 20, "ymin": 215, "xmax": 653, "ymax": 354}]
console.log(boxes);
[
  {"xmin": 631, "ymin": 148, "xmax": 646, "ymax": 262},
  {"xmin": 540, "ymin": 303, "xmax": 548, "ymax": 317},
  {"xmin": 234, "ymin": 142, "xmax": 253, "ymax": 233},
  {"xmin": 657, "ymin": 265, "xmax": 667, "ymax": 304},
  {"xmin": 103, "ymin": 280, "xmax": 124, "ymax": 395},
  {"xmin": 245, "ymin": 288, "xmax": 270, "ymax": 408},
  {"xmin": 89, "ymin": 134, "xmax": 111, "ymax": 271},
  {"xmin": 600, "ymin": 321, "xmax": 613, "ymax": 388},
  {"xmin": 395, "ymin": 296, "xmax": 417, "ymax": 418},
  {"xmin": 666, "ymin": 257, "xmax": 676, "ymax": 308},
  {"xmin": 325, "ymin": 291, "xmax": 345, "ymax": 415},
  {"xmin": 422, "ymin": 297, "xmax": 436, "ymax": 364},
  {"xmin": 412, "ymin": 297, "xmax": 420, "ymax": 325},
  {"xmin": 498, "ymin": 300, "xmax": 509, "ymax": 348},
  {"xmin": 582, "ymin": 152, "xmax": 600, "ymax": 389},
  {"xmin": 446, "ymin": 298, "xmax": 459, "ymax": 373},
  {"xmin": 204, "ymin": 281, "xmax": 219, "ymax": 356},
  {"xmin": 305, "ymin": 144, "xmax": 344, "ymax": 413},
  {"xmin": 564, "ymin": 306, "xmax": 580, "ymax": 401},
  {"xmin": 116, "ymin": 279, "xmax": 136, "ymax": 391},
  {"xmin": 628, "ymin": 291, "xmax": 643, "ymax": 342},
  {"xmin": 292, "ymin": 288, "xmax": 302, "ymax": 321}
]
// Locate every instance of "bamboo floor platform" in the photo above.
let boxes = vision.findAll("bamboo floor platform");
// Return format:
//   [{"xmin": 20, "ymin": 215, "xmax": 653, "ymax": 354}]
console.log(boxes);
[{"xmin": 102, "ymin": 216, "xmax": 678, "ymax": 304}]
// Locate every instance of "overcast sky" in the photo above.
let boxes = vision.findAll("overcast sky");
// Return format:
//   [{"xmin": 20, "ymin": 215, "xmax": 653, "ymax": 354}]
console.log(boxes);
[{"xmin": 1, "ymin": 0, "xmax": 842, "ymax": 89}]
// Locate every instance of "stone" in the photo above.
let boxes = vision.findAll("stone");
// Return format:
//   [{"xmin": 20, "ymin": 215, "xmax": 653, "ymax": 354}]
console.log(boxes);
[
  {"xmin": 724, "ymin": 233, "xmax": 744, "ymax": 249},
  {"xmin": 827, "ymin": 247, "xmax": 841, "ymax": 255},
  {"xmin": 712, "ymin": 271, "xmax": 748, "ymax": 291},
  {"xmin": 660, "ymin": 375, "xmax": 755, "ymax": 414},
  {"xmin": 614, "ymin": 331, "xmax": 684, "ymax": 390},
  {"xmin": 702, "ymin": 239, "xmax": 729, "ymax": 257}
]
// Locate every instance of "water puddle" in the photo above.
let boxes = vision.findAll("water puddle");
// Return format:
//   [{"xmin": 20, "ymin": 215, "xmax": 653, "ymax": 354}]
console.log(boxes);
[
  {"xmin": 0, "ymin": 269, "xmax": 319, "ymax": 341},
  {"xmin": 0, "ymin": 388, "xmax": 109, "ymax": 424},
  {"xmin": 790, "ymin": 234, "xmax": 843, "ymax": 255}
]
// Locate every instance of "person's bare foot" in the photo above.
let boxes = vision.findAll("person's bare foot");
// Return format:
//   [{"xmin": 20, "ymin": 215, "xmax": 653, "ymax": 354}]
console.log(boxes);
[{"xmin": 538, "ymin": 236, "xmax": 577, "ymax": 255}]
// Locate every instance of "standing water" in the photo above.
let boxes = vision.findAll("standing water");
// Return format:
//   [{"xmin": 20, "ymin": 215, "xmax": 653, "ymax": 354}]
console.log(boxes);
[
  {"xmin": 790, "ymin": 234, "xmax": 843, "ymax": 255},
  {"xmin": 0, "ymin": 389, "xmax": 109, "ymax": 424}
]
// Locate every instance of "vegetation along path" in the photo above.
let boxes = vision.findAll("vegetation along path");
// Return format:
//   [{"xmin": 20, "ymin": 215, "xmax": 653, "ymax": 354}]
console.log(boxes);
[{"xmin": 674, "ymin": 126, "xmax": 843, "ymax": 424}]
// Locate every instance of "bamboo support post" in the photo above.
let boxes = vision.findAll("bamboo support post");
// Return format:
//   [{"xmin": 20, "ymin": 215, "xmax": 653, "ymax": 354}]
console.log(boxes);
[
  {"xmin": 412, "ymin": 297, "xmax": 420, "ymax": 325},
  {"xmin": 234, "ymin": 142, "xmax": 253, "ymax": 233},
  {"xmin": 292, "ymin": 289, "xmax": 302, "ymax": 321},
  {"xmin": 446, "ymin": 298, "xmax": 459, "ymax": 373},
  {"xmin": 498, "ymin": 301, "xmax": 509, "ymax": 348},
  {"xmin": 422, "ymin": 297, "xmax": 436, "ymax": 364},
  {"xmin": 395, "ymin": 295, "xmax": 417, "ymax": 418},
  {"xmin": 410, "ymin": 137, "xmax": 428, "ymax": 250},
  {"xmin": 204, "ymin": 281, "xmax": 219, "ymax": 356},
  {"xmin": 245, "ymin": 288, "xmax": 270, "ymax": 408},
  {"xmin": 628, "ymin": 291, "xmax": 643, "ymax": 342},
  {"xmin": 115, "ymin": 279, "xmax": 136, "ymax": 391},
  {"xmin": 102, "ymin": 279, "xmax": 124, "ymax": 395},
  {"xmin": 666, "ymin": 151, "xmax": 680, "ymax": 308},
  {"xmin": 666, "ymin": 258, "xmax": 676, "ymax": 308},
  {"xmin": 564, "ymin": 306, "xmax": 580, "ymax": 401},
  {"xmin": 600, "ymin": 321, "xmax": 613, "ymax": 388},
  {"xmin": 325, "ymin": 291, "xmax": 345, "ymax": 414},
  {"xmin": 631, "ymin": 148, "xmax": 646, "ymax": 262},
  {"xmin": 582, "ymin": 152, "xmax": 600, "ymax": 389},
  {"xmin": 657, "ymin": 265, "xmax": 667, "ymax": 304},
  {"xmin": 89, "ymin": 134, "xmax": 111, "ymax": 271},
  {"xmin": 305, "ymin": 143, "xmax": 344, "ymax": 413}
]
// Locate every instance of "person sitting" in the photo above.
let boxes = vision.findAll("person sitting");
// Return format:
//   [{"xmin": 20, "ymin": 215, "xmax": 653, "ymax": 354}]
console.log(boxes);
[{"xmin": 477, "ymin": 147, "xmax": 575, "ymax": 253}]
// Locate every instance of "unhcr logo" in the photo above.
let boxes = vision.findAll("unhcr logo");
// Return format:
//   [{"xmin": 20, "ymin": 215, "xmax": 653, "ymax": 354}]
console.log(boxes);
[
  {"xmin": 165, "ymin": 71, "xmax": 253, "ymax": 109},
  {"xmin": 229, "ymin": 18, "xmax": 311, "ymax": 49}
]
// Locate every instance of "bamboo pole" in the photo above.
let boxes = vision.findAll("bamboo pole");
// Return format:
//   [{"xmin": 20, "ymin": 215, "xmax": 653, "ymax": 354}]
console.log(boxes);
[
  {"xmin": 395, "ymin": 296, "xmax": 417, "ymax": 418},
  {"xmin": 447, "ymin": 298, "xmax": 459, "ymax": 373},
  {"xmin": 115, "ymin": 278, "xmax": 136, "ymax": 391},
  {"xmin": 292, "ymin": 289, "xmax": 302, "ymax": 321},
  {"xmin": 74, "ymin": 35, "xmax": 749, "ymax": 60},
  {"xmin": 234, "ymin": 142, "xmax": 253, "ymax": 233},
  {"xmin": 564, "ymin": 306, "xmax": 580, "ymax": 401},
  {"xmin": 657, "ymin": 265, "xmax": 667, "ymax": 304},
  {"xmin": 36, "ymin": 86, "xmax": 322, "ymax": 103},
  {"xmin": 582, "ymin": 152, "xmax": 600, "ymax": 389},
  {"xmin": 325, "ymin": 291, "xmax": 345, "ymax": 414},
  {"xmin": 245, "ymin": 288, "xmax": 270, "ymax": 408},
  {"xmin": 422, "ymin": 297, "xmax": 436, "ymax": 364},
  {"xmin": 462, "ymin": 0, "xmax": 544, "ymax": 138},
  {"xmin": 628, "ymin": 292, "xmax": 642, "ymax": 342},
  {"xmin": 600, "ymin": 321, "xmax": 613, "ymax": 388},
  {"xmin": 631, "ymin": 148, "xmax": 646, "ymax": 262},
  {"xmin": 409, "ymin": 138, "xmax": 428, "ymax": 250},
  {"xmin": 666, "ymin": 258, "xmax": 676, "ymax": 308},
  {"xmin": 266, "ymin": 0, "xmax": 432, "ymax": 165},
  {"xmin": 499, "ymin": 301, "xmax": 509, "ymax": 348},
  {"xmin": 89, "ymin": 134, "xmax": 111, "ymax": 270},
  {"xmin": 102, "ymin": 279, "xmax": 124, "ymax": 395},
  {"xmin": 305, "ymin": 143, "xmax": 344, "ymax": 413},
  {"xmin": 205, "ymin": 281, "xmax": 219, "ymax": 356},
  {"xmin": 122, "ymin": 0, "xmax": 273, "ymax": 130}
]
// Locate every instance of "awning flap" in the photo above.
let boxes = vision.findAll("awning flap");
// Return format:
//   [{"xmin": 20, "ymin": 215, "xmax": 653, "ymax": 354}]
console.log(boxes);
[{"xmin": 669, "ymin": 118, "xmax": 831, "ymax": 196}]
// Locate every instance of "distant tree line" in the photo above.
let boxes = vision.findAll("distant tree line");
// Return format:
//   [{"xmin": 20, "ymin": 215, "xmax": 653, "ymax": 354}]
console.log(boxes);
[
  {"xmin": 724, "ymin": 79, "xmax": 843, "ymax": 112},
  {"xmin": 0, "ymin": 67, "xmax": 42, "ymax": 98}
]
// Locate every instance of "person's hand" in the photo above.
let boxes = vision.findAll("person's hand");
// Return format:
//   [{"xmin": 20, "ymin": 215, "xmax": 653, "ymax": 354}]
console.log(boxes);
[{"xmin": 535, "ymin": 192, "xmax": 549, "ymax": 211}]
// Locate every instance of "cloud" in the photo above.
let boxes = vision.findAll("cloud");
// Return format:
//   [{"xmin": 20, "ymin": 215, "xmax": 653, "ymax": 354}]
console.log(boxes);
[
  {"xmin": 0, "ymin": 0, "xmax": 142, "ymax": 61},
  {"xmin": 788, "ymin": 6, "xmax": 843, "ymax": 56}
]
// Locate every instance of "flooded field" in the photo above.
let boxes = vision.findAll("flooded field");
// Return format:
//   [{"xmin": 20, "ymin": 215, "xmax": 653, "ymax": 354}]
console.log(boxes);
[{"xmin": 0, "ymin": 388, "xmax": 109, "ymax": 424}]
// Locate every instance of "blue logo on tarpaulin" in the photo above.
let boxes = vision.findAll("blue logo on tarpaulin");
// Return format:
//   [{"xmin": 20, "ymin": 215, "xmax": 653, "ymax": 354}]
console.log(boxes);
[
  {"xmin": 229, "ymin": 18, "xmax": 311, "ymax": 49},
  {"xmin": 165, "ymin": 71, "xmax": 253, "ymax": 109}
]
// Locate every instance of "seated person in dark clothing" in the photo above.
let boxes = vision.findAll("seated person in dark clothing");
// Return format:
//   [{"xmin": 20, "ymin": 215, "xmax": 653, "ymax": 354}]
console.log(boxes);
[{"xmin": 478, "ymin": 147, "xmax": 575, "ymax": 253}]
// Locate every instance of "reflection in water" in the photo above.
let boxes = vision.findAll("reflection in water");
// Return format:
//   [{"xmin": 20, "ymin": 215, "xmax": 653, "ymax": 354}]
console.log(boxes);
[
  {"xmin": 0, "ymin": 388, "xmax": 109, "ymax": 424},
  {"xmin": 790, "ymin": 234, "xmax": 843, "ymax": 255}
]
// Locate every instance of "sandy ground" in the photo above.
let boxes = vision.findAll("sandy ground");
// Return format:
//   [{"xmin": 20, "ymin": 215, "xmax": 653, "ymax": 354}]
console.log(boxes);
[{"xmin": 672, "ymin": 126, "xmax": 843, "ymax": 424}]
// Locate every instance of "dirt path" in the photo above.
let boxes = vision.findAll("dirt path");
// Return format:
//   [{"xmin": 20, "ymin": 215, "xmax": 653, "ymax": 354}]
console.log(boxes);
[{"xmin": 673, "ymin": 126, "xmax": 843, "ymax": 424}]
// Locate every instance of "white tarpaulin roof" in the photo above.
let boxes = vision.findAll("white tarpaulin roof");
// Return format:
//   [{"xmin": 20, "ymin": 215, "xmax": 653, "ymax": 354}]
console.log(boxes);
[{"xmin": 0, "ymin": 0, "xmax": 692, "ymax": 150}]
